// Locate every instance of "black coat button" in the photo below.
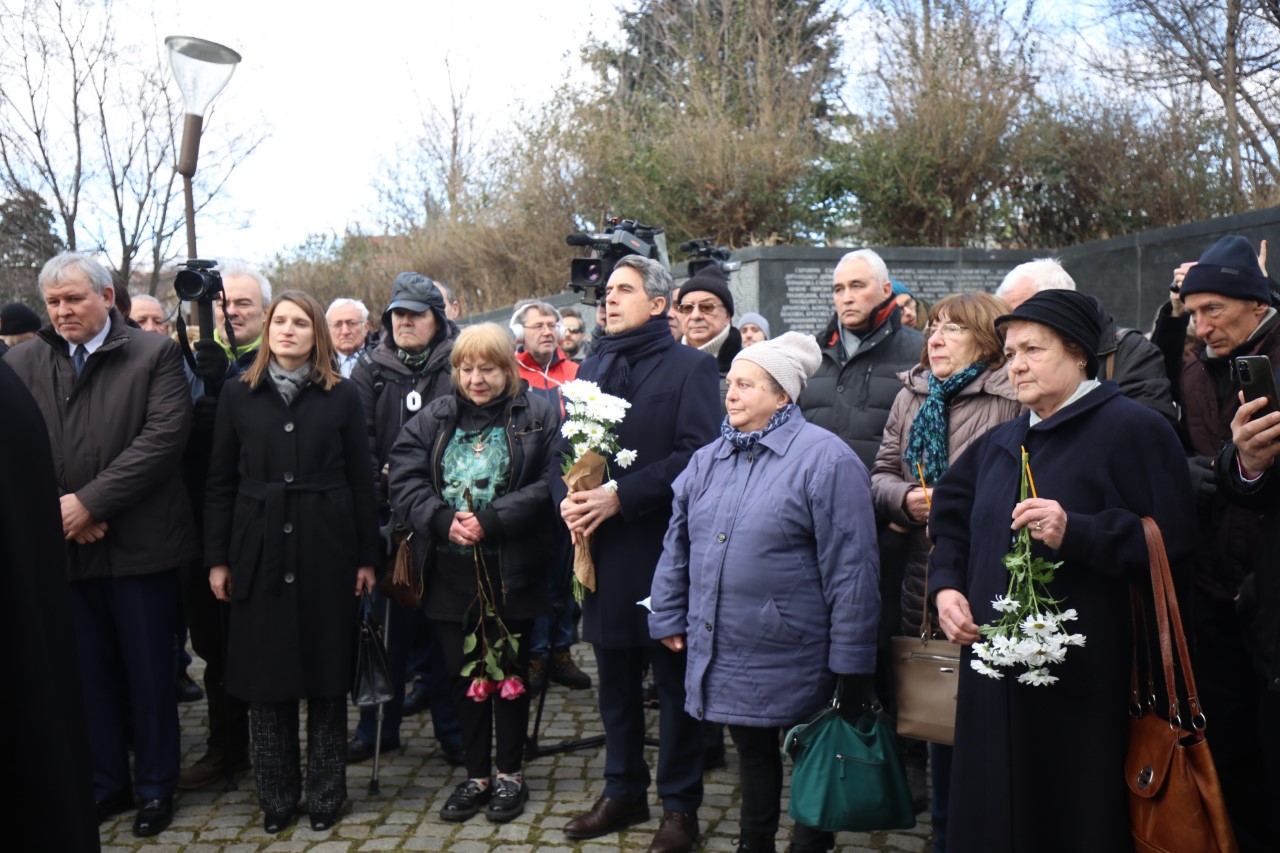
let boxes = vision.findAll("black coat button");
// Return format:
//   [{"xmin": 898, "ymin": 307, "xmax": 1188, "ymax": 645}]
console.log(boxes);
[
  {"xmin": 283, "ymin": 522, "xmax": 294, "ymax": 534},
  {"xmin": 284, "ymin": 572, "xmax": 295, "ymax": 583},
  {"xmin": 284, "ymin": 422, "xmax": 294, "ymax": 432},
  {"xmin": 283, "ymin": 472, "xmax": 294, "ymax": 483}
]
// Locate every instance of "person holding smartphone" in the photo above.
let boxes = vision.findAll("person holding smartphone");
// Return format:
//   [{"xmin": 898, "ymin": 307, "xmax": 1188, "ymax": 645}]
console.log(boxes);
[{"xmin": 1157, "ymin": 234, "xmax": 1280, "ymax": 850}]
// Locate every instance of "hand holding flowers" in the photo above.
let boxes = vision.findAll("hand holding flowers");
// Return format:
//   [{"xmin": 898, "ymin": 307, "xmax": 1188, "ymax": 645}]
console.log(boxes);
[
  {"xmin": 970, "ymin": 449, "xmax": 1087, "ymax": 687},
  {"xmin": 558, "ymin": 380, "xmax": 637, "ymax": 597}
]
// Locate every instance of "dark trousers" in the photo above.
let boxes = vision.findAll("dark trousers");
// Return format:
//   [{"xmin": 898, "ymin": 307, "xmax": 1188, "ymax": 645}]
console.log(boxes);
[
  {"xmin": 357, "ymin": 591, "xmax": 461, "ymax": 747},
  {"xmin": 179, "ymin": 558, "xmax": 249, "ymax": 762},
  {"xmin": 728, "ymin": 724, "xmax": 834, "ymax": 851},
  {"xmin": 594, "ymin": 642, "xmax": 703, "ymax": 812},
  {"xmin": 70, "ymin": 571, "xmax": 181, "ymax": 801},
  {"xmin": 930, "ymin": 742, "xmax": 952, "ymax": 853},
  {"xmin": 433, "ymin": 618, "xmax": 533, "ymax": 779},
  {"xmin": 249, "ymin": 696, "xmax": 346, "ymax": 816},
  {"xmin": 1191, "ymin": 593, "xmax": 1272, "ymax": 852}
]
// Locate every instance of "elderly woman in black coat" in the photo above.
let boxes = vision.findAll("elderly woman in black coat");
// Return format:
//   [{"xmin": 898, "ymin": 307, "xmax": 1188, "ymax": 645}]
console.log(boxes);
[
  {"xmin": 926, "ymin": 290, "xmax": 1196, "ymax": 853},
  {"xmin": 388, "ymin": 323, "xmax": 558, "ymax": 825},
  {"xmin": 205, "ymin": 290, "xmax": 379, "ymax": 834}
]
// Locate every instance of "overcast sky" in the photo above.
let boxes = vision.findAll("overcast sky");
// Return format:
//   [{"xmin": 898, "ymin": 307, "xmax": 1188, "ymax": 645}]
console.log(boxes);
[{"xmin": 140, "ymin": 1, "xmax": 602, "ymax": 264}]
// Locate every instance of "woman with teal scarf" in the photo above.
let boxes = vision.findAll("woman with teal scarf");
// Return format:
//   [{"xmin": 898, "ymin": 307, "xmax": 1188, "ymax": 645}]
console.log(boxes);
[{"xmin": 869, "ymin": 291, "xmax": 1022, "ymax": 853}]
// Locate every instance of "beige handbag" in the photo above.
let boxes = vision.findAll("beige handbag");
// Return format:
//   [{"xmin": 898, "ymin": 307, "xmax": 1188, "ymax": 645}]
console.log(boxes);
[{"xmin": 891, "ymin": 548, "xmax": 960, "ymax": 745}]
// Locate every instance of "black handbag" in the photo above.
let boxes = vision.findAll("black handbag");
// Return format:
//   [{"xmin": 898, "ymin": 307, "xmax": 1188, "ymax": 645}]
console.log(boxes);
[{"xmin": 351, "ymin": 590, "xmax": 395, "ymax": 707}]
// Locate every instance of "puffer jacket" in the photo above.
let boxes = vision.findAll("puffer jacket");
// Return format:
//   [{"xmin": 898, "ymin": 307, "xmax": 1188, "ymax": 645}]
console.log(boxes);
[
  {"xmin": 6, "ymin": 309, "xmax": 197, "ymax": 579},
  {"xmin": 870, "ymin": 365, "xmax": 1022, "ymax": 633},
  {"xmin": 648, "ymin": 411, "xmax": 880, "ymax": 727},
  {"xmin": 798, "ymin": 306, "xmax": 925, "ymax": 470}
]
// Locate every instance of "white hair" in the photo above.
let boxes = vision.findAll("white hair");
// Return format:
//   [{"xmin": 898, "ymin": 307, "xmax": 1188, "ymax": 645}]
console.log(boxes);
[
  {"xmin": 997, "ymin": 258, "xmax": 1076, "ymax": 298},
  {"xmin": 836, "ymin": 249, "xmax": 890, "ymax": 285},
  {"xmin": 39, "ymin": 252, "xmax": 113, "ymax": 294},
  {"xmin": 131, "ymin": 293, "xmax": 165, "ymax": 311},
  {"xmin": 326, "ymin": 297, "xmax": 369, "ymax": 323},
  {"xmin": 216, "ymin": 258, "xmax": 272, "ymax": 303}
]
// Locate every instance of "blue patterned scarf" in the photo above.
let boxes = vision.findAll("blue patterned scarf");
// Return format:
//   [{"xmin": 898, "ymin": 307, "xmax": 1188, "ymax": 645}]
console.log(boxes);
[
  {"xmin": 721, "ymin": 403, "xmax": 796, "ymax": 451},
  {"xmin": 902, "ymin": 362, "xmax": 987, "ymax": 484}
]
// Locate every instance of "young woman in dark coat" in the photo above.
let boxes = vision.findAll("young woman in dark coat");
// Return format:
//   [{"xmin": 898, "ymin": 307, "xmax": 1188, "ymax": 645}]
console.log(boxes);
[
  {"xmin": 205, "ymin": 290, "xmax": 380, "ymax": 834},
  {"xmin": 928, "ymin": 290, "xmax": 1196, "ymax": 853},
  {"xmin": 388, "ymin": 323, "xmax": 559, "ymax": 825}
]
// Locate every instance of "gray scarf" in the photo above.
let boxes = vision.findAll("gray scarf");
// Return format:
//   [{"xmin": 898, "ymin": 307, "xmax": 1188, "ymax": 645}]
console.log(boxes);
[{"xmin": 268, "ymin": 358, "xmax": 312, "ymax": 404}]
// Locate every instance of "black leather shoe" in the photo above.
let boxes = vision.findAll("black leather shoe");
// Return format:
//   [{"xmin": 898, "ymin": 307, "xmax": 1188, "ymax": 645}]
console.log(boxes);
[
  {"xmin": 97, "ymin": 791, "xmax": 133, "ymax": 824},
  {"xmin": 440, "ymin": 780, "xmax": 492, "ymax": 822},
  {"xmin": 345, "ymin": 735, "xmax": 399, "ymax": 763},
  {"xmin": 310, "ymin": 810, "xmax": 339, "ymax": 831},
  {"xmin": 402, "ymin": 685, "xmax": 431, "ymax": 716},
  {"xmin": 564, "ymin": 794, "xmax": 651, "ymax": 839},
  {"xmin": 133, "ymin": 796, "xmax": 174, "ymax": 837},
  {"xmin": 176, "ymin": 671, "xmax": 205, "ymax": 703},
  {"xmin": 486, "ymin": 777, "xmax": 528, "ymax": 823}
]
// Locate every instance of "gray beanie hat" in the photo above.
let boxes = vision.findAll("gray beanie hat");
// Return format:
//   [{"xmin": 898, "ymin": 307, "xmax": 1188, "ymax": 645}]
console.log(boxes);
[
  {"xmin": 737, "ymin": 311, "xmax": 770, "ymax": 340},
  {"xmin": 732, "ymin": 331, "xmax": 821, "ymax": 402}
]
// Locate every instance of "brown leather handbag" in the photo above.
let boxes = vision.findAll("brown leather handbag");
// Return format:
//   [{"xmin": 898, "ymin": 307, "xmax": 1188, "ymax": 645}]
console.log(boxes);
[{"xmin": 1127, "ymin": 518, "xmax": 1237, "ymax": 853}]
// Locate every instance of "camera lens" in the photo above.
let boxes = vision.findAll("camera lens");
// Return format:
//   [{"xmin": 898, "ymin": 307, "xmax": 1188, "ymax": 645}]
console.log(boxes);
[
  {"xmin": 174, "ymin": 269, "xmax": 206, "ymax": 301},
  {"xmin": 1239, "ymin": 361, "xmax": 1252, "ymax": 381}
]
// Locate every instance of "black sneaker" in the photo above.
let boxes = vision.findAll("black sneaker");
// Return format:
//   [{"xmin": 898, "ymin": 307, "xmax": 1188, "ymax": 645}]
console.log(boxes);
[
  {"xmin": 486, "ymin": 777, "xmax": 528, "ymax": 823},
  {"xmin": 440, "ymin": 780, "xmax": 492, "ymax": 822}
]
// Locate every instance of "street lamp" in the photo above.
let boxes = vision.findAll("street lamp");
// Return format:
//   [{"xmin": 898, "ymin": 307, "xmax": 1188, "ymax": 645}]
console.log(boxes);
[{"xmin": 165, "ymin": 35, "xmax": 241, "ymax": 260}]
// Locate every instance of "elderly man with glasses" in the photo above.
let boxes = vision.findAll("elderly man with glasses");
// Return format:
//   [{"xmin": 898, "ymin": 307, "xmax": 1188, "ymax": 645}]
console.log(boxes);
[{"xmin": 676, "ymin": 266, "xmax": 740, "ymax": 401}]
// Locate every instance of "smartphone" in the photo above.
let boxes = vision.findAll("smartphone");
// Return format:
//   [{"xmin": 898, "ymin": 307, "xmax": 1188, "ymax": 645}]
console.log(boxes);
[{"xmin": 1233, "ymin": 355, "xmax": 1280, "ymax": 420}]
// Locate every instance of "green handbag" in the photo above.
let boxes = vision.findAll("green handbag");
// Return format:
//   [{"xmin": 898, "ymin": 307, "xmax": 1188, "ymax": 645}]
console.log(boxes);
[{"xmin": 783, "ymin": 693, "xmax": 917, "ymax": 833}]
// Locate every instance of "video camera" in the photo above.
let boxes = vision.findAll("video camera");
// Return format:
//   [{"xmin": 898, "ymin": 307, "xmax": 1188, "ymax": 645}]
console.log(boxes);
[
  {"xmin": 679, "ymin": 238, "xmax": 741, "ymax": 278},
  {"xmin": 565, "ymin": 218, "xmax": 670, "ymax": 305}
]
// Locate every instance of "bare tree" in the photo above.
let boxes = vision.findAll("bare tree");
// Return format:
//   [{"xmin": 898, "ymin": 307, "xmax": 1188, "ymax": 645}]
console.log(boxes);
[
  {"xmin": 375, "ymin": 63, "xmax": 482, "ymax": 234},
  {"xmin": 0, "ymin": 0, "xmax": 263, "ymax": 292},
  {"xmin": 1095, "ymin": 0, "xmax": 1280, "ymax": 205}
]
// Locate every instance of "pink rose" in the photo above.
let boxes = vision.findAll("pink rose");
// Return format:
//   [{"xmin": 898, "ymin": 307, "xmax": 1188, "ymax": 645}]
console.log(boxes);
[
  {"xmin": 499, "ymin": 677, "xmax": 526, "ymax": 700},
  {"xmin": 466, "ymin": 678, "xmax": 497, "ymax": 702}
]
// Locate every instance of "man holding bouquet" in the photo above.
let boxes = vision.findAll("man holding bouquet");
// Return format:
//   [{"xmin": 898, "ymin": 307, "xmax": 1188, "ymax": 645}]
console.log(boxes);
[{"xmin": 553, "ymin": 254, "xmax": 721, "ymax": 853}]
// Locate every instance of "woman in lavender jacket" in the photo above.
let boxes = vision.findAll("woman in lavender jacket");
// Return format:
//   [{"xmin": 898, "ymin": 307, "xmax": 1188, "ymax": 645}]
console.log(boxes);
[{"xmin": 649, "ymin": 332, "xmax": 881, "ymax": 853}]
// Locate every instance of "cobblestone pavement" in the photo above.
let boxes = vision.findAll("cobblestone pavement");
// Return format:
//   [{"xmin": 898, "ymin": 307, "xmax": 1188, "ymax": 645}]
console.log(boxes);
[{"xmin": 98, "ymin": 647, "xmax": 934, "ymax": 852}]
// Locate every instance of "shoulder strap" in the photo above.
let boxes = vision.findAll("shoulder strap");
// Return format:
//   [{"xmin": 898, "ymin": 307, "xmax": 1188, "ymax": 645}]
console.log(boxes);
[{"xmin": 358, "ymin": 350, "xmax": 385, "ymax": 396}]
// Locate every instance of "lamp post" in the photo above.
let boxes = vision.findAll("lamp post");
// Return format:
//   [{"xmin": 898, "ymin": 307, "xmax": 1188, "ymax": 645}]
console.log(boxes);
[{"xmin": 165, "ymin": 36, "xmax": 241, "ymax": 260}]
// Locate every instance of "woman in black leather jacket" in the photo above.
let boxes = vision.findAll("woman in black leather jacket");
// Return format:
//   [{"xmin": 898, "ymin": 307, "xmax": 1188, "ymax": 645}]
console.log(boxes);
[{"xmin": 388, "ymin": 322, "xmax": 559, "ymax": 826}]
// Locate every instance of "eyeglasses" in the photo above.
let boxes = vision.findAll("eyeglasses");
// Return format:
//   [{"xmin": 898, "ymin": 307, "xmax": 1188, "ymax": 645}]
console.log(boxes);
[
  {"xmin": 926, "ymin": 322, "xmax": 969, "ymax": 338},
  {"xmin": 563, "ymin": 326, "xmax": 584, "ymax": 335},
  {"xmin": 330, "ymin": 320, "xmax": 363, "ymax": 329},
  {"xmin": 676, "ymin": 300, "xmax": 723, "ymax": 315},
  {"xmin": 523, "ymin": 322, "xmax": 559, "ymax": 332}
]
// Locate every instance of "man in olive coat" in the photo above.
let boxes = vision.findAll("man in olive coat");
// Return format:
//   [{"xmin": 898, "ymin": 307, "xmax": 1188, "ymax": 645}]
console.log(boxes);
[{"xmin": 6, "ymin": 252, "xmax": 197, "ymax": 838}]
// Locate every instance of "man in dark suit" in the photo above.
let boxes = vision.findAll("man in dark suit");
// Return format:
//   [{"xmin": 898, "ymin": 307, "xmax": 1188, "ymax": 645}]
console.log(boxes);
[
  {"xmin": 553, "ymin": 254, "xmax": 721, "ymax": 853},
  {"xmin": 6, "ymin": 252, "xmax": 197, "ymax": 838}
]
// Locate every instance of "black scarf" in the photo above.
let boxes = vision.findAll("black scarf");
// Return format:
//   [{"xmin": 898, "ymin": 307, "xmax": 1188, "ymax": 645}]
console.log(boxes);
[{"xmin": 589, "ymin": 315, "xmax": 674, "ymax": 396}]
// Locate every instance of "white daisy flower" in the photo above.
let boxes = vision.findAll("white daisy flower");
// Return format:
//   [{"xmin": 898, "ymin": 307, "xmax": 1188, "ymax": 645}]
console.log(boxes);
[
  {"xmin": 1017, "ymin": 668, "xmax": 1059, "ymax": 686},
  {"xmin": 615, "ymin": 448, "xmax": 638, "ymax": 469}
]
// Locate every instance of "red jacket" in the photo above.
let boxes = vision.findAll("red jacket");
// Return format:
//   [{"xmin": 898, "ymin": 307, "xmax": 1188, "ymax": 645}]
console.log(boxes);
[{"xmin": 516, "ymin": 348, "xmax": 578, "ymax": 416}]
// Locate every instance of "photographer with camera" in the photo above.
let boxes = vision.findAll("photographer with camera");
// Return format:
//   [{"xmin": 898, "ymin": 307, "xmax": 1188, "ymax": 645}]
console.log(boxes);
[{"xmin": 177, "ymin": 260, "xmax": 272, "ymax": 791}]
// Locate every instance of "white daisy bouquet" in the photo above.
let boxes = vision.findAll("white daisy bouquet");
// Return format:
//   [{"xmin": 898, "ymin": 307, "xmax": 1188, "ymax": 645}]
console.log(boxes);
[
  {"xmin": 558, "ymin": 380, "xmax": 637, "ymax": 598},
  {"xmin": 971, "ymin": 447, "xmax": 1086, "ymax": 686}
]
